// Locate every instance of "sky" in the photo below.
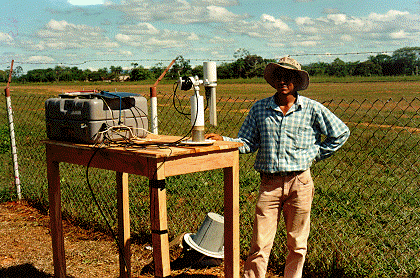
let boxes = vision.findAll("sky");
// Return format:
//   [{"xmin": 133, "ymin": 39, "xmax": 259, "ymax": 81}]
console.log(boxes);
[{"xmin": 1, "ymin": 0, "xmax": 420, "ymax": 72}]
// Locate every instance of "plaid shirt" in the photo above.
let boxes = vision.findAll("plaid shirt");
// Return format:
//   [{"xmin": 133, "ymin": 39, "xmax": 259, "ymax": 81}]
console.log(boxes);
[{"xmin": 223, "ymin": 94, "xmax": 350, "ymax": 173}]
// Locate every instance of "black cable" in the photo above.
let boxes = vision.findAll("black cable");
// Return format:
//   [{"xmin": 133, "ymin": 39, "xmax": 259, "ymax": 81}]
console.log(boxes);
[
  {"xmin": 172, "ymin": 82, "xmax": 191, "ymax": 117},
  {"xmin": 86, "ymin": 147, "xmax": 131, "ymax": 278}
]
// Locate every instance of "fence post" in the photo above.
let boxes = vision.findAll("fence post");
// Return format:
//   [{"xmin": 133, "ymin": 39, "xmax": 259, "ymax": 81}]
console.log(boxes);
[
  {"xmin": 149, "ymin": 58, "xmax": 176, "ymax": 135},
  {"xmin": 4, "ymin": 60, "xmax": 21, "ymax": 200}
]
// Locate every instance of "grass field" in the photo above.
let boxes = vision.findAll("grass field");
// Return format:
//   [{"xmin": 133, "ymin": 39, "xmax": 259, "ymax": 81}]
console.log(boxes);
[
  {"xmin": 3, "ymin": 74, "xmax": 420, "ymax": 101},
  {"xmin": 1, "ymin": 76, "xmax": 419, "ymax": 277}
]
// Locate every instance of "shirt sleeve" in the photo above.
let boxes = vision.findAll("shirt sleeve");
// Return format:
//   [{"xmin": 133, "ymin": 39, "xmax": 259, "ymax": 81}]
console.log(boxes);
[
  {"xmin": 222, "ymin": 106, "xmax": 261, "ymax": 154},
  {"xmin": 314, "ymin": 104, "xmax": 350, "ymax": 161}
]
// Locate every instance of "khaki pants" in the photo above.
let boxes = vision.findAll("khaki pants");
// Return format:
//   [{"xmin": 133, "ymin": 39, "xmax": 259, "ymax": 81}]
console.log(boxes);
[{"xmin": 244, "ymin": 169, "xmax": 314, "ymax": 278}]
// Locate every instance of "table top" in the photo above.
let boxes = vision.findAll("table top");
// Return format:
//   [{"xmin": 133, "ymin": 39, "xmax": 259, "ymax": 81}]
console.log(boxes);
[{"xmin": 44, "ymin": 134, "xmax": 243, "ymax": 159}]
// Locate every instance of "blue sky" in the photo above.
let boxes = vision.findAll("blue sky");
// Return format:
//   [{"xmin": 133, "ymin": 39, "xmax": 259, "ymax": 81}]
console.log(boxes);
[{"xmin": 1, "ymin": 0, "xmax": 419, "ymax": 72}]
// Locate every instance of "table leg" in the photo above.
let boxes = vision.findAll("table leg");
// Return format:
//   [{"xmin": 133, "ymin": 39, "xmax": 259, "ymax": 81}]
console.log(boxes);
[
  {"xmin": 117, "ymin": 172, "xmax": 131, "ymax": 278},
  {"xmin": 150, "ymin": 179, "xmax": 171, "ymax": 278},
  {"xmin": 46, "ymin": 155, "xmax": 66, "ymax": 278},
  {"xmin": 224, "ymin": 150, "xmax": 240, "ymax": 278}
]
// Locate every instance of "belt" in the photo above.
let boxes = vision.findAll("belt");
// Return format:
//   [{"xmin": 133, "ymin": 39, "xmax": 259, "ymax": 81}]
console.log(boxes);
[{"xmin": 260, "ymin": 171, "xmax": 304, "ymax": 179}]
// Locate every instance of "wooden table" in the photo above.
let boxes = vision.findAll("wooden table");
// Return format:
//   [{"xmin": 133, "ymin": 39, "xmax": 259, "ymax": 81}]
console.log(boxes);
[{"xmin": 45, "ymin": 135, "xmax": 242, "ymax": 278}]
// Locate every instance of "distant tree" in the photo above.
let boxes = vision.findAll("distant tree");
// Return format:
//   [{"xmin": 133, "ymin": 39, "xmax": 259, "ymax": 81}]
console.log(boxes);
[
  {"xmin": 88, "ymin": 70, "xmax": 103, "ymax": 82},
  {"xmin": 369, "ymin": 47, "xmax": 420, "ymax": 76},
  {"xmin": 167, "ymin": 56, "xmax": 192, "ymax": 79},
  {"xmin": 369, "ymin": 54, "xmax": 393, "ymax": 76},
  {"xmin": 131, "ymin": 62, "xmax": 138, "ymax": 69},
  {"xmin": 110, "ymin": 66, "xmax": 123, "ymax": 81},
  {"xmin": 244, "ymin": 55, "xmax": 265, "ymax": 78},
  {"xmin": 98, "ymin": 68, "xmax": 109, "ymax": 81},
  {"xmin": 231, "ymin": 49, "xmax": 267, "ymax": 78},
  {"xmin": 233, "ymin": 48, "xmax": 250, "ymax": 60},
  {"xmin": 304, "ymin": 62, "xmax": 329, "ymax": 76},
  {"xmin": 326, "ymin": 58, "xmax": 349, "ymax": 77},
  {"xmin": 150, "ymin": 62, "xmax": 164, "ymax": 80},
  {"xmin": 26, "ymin": 69, "xmax": 48, "ymax": 82},
  {"xmin": 83, "ymin": 69, "xmax": 92, "ymax": 81},
  {"xmin": 391, "ymin": 47, "xmax": 420, "ymax": 75},
  {"xmin": 353, "ymin": 60, "xmax": 382, "ymax": 76},
  {"xmin": 217, "ymin": 62, "xmax": 235, "ymax": 79},
  {"xmin": 191, "ymin": 64, "xmax": 203, "ymax": 78},
  {"xmin": 232, "ymin": 49, "xmax": 249, "ymax": 78},
  {"xmin": 13, "ymin": 66, "xmax": 23, "ymax": 78},
  {"xmin": 0, "ymin": 70, "xmax": 7, "ymax": 82},
  {"xmin": 130, "ymin": 66, "xmax": 151, "ymax": 81},
  {"xmin": 169, "ymin": 56, "xmax": 192, "ymax": 79},
  {"xmin": 45, "ymin": 69, "xmax": 56, "ymax": 82}
]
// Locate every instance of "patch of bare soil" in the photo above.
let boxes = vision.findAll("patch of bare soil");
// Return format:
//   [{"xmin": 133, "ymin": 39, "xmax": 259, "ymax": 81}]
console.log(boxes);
[
  {"xmin": 0, "ymin": 201, "xmax": 284, "ymax": 278},
  {"xmin": 0, "ymin": 201, "xmax": 230, "ymax": 278}
]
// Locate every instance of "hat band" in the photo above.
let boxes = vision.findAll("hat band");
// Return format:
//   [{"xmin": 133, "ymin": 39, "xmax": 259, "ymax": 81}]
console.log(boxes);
[{"xmin": 279, "ymin": 62, "xmax": 299, "ymax": 70}]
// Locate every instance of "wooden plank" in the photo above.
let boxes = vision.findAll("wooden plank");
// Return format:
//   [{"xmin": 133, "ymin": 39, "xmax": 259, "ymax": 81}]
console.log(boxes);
[
  {"xmin": 44, "ymin": 143, "xmax": 150, "ymax": 176},
  {"xmin": 43, "ymin": 138, "xmax": 242, "ymax": 159},
  {"xmin": 44, "ymin": 141, "xmax": 242, "ymax": 179},
  {"xmin": 163, "ymin": 150, "xmax": 237, "ymax": 177},
  {"xmin": 151, "ymin": 233, "xmax": 171, "ymax": 277},
  {"xmin": 117, "ymin": 172, "xmax": 131, "ymax": 278},
  {"xmin": 46, "ymin": 147, "xmax": 66, "ymax": 278},
  {"xmin": 223, "ymin": 150, "xmax": 240, "ymax": 278},
  {"xmin": 150, "ymin": 178, "xmax": 171, "ymax": 277}
]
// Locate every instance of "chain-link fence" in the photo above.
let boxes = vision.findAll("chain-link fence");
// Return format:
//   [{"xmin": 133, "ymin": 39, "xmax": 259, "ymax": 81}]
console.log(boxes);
[{"xmin": 0, "ymin": 92, "xmax": 419, "ymax": 277}]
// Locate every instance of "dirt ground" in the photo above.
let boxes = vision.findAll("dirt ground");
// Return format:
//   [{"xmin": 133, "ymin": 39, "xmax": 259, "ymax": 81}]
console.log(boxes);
[
  {"xmin": 0, "ymin": 201, "xmax": 284, "ymax": 278},
  {"xmin": 0, "ymin": 201, "xmax": 230, "ymax": 278}
]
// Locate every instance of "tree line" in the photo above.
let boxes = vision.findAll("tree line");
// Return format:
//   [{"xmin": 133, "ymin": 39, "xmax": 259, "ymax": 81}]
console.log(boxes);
[{"xmin": 1, "ymin": 47, "xmax": 419, "ymax": 83}]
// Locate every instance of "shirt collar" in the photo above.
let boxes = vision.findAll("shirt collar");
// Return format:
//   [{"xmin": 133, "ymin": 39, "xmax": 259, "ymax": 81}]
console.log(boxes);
[{"xmin": 268, "ymin": 93, "xmax": 303, "ymax": 112}]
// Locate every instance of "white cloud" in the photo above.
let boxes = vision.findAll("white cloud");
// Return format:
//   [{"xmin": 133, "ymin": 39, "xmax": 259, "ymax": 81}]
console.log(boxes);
[
  {"xmin": 368, "ymin": 10, "xmax": 409, "ymax": 21},
  {"xmin": 292, "ymin": 41, "xmax": 318, "ymax": 47},
  {"xmin": 46, "ymin": 19, "xmax": 69, "ymax": 31},
  {"xmin": 144, "ymin": 37, "xmax": 185, "ymax": 48},
  {"xmin": 0, "ymin": 32, "xmax": 14, "ymax": 44},
  {"xmin": 207, "ymin": 5, "xmax": 239, "ymax": 22},
  {"xmin": 68, "ymin": 0, "xmax": 104, "ymax": 5},
  {"xmin": 27, "ymin": 56, "xmax": 55, "ymax": 63},
  {"xmin": 327, "ymin": 14, "xmax": 347, "ymax": 25},
  {"xmin": 192, "ymin": 0, "xmax": 239, "ymax": 6},
  {"xmin": 209, "ymin": 36, "xmax": 234, "ymax": 44},
  {"xmin": 267, "ymin": 42, "xmax": 286, "ymax": 48},
  {"xmin": 341, "ymin": 35, "xmax": 353, "ymax": 42},
  {"xmin": 108, "ymin": 0, "xmax": 247, "ymax": 24},
  {"xmin": 119, "ymin": 50, "xmax": 133, "ymax": 56},
  {"xmin": 220, "ymin": 8, "xmax": 420, "ymax": 53},
  {"xmin": 116, "ymin": 22, "xmax": 198, "ymax": 50},
  {"xmin": 119, "ymin": 23, "xmax": 160, "ymax": 35},
  {"xmin": 290, "ymin": 9, "xmax": 419, "ymax": 46},
  {"xmin": 34, "ymin": 19, "xmax": 118, "ymax": 50},
  {"xmin": 115, "ymin": 33, "xmax": 131, "ymax": 43},
  {"xmin": 390, "ymin": 30, "xmax": 408, "ymax": 39},
  {"xmin": 261, "ymin": 14, "xmax": 291, "ymax": 31},
  {"xmin": 188, "ymin": 33, "xmax": 199, "ymax": 41},
  {"xmin": 295, "ymin": 17, "xmax": 315, "ymax": 25},
  {"xmin": 225, "ymin": 14, "xmax": 291, "ymax": 39}
]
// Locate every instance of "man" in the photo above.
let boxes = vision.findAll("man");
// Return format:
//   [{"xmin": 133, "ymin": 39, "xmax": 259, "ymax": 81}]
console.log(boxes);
[{"xmin": 205, "ymin": 56, "xmax": 350, "ymax": 278}]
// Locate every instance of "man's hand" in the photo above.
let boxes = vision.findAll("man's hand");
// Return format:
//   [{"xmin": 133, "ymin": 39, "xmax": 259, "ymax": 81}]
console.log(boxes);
[{"xmin": 205, "ymin": 133, "xmax": 223, "ymax": 141}]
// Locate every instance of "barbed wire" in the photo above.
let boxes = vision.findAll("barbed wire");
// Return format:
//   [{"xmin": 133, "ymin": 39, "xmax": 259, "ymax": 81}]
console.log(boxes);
[{"xmin": 0, "ymin": 50, "xmax": 394, "ymax": 68}]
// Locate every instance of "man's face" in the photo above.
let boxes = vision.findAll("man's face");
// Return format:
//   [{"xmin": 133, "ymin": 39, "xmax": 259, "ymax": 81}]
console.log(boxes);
[{"xmin": 272, "ymin": 68, "xmax": 298, "ymax": 95}]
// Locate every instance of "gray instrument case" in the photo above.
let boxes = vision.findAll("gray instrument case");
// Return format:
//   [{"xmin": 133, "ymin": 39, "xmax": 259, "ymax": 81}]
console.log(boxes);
[{"xmin": 45, "ymin": 91, "xmax": 148, "ymax": 143}]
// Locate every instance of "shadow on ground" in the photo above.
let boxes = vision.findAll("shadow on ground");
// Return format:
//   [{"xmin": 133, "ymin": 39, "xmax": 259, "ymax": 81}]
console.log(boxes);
[{"xmin": 0, "ymin": 263, "xmax": 57, "ymax": 278}]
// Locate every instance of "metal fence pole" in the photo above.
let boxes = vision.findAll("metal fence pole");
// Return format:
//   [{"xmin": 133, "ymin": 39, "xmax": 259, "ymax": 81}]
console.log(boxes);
[{"xmin": 4, "ymin": 60, "xmax": 21, "ymax": 200}]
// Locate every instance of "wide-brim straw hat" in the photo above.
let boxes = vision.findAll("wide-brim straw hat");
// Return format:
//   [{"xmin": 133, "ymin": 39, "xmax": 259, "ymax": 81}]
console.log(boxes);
[{"xmin": 264, "ymin": 56, "xmax": 310, "ymax": 91}]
